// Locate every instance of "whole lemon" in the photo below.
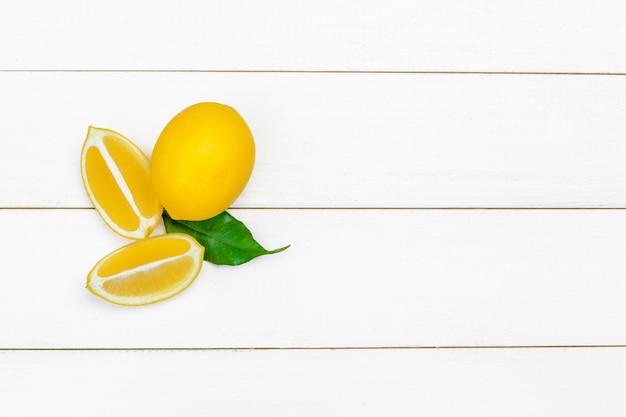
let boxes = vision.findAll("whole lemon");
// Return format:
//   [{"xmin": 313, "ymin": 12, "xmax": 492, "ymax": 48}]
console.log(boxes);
[{"xmin": 150, "ymin": 102, "xmax": 255, "ymax": 220}]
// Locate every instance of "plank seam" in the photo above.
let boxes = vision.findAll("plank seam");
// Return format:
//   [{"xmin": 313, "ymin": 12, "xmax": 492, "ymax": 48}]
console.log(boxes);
[
  {"xmin": 3, "ymin": 207, "xmax": 626, "ymax": 211},
  {"xmin": 3, "ymin": 345, "xmax": 626, "ymax": 352},
  {"xmin": 1, "ymin": 70, "xmax": 626, "ymax": 76}
]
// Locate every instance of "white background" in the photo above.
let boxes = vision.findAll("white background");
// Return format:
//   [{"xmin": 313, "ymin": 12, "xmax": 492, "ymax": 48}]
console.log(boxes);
[{"xmin": 1, "ymin": 0, "xmax": 626, "ymax": 415}]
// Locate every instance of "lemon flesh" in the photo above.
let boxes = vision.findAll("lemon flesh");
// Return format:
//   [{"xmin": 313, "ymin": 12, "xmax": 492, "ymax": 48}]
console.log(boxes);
[
  {"xmin": 80, "ymin": 126, "xmax": 162, "ymax": 239},
  {"xmin": 150, "ymin": 102, "xmax": 255, "ymax": 220},
  {"xmin": 87, "ymin": 233, "xmax": 204, "ymax": 306}
]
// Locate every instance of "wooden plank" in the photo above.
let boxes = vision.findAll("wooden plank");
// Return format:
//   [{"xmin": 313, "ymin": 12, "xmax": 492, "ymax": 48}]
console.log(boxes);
[
  {"xmin": 2, "ymin": 208, "xmax": 626, "ymax": 348},
  {"xmin": 3, "ymin": 72, "xmax": 626, "ymax": 209},
  {"xmin": 1, "ymin": 347, "xmax": 625, "ymax": 416},
  {"xmin": 1, "ymin": 1, "xmax": 625, "ymax": 73}
]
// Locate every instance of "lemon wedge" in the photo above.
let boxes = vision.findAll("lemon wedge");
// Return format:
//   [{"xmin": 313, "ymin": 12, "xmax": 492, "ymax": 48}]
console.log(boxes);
[
  {"xmin": 80, "ymin": 126, "xmax": 162, "ymax": 239},
  {"xmin": 87, "ymin": 233, "xmax": 204, "ymax": 306}
]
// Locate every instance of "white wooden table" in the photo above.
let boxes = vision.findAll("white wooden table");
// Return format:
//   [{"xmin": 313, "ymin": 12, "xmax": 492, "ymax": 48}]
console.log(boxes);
[{"xmin": 2, "ymin": 1, "xmax": 626, "ymax": 415}]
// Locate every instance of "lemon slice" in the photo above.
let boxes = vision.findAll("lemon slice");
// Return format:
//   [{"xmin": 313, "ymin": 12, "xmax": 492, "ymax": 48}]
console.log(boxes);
[
  {"xmin": 80, "ymin": 126, "xmax": 162, "ymax": 239},
  {"xmin": 87, "ymin": 233, "xmax": 205, "ymax": 306}
]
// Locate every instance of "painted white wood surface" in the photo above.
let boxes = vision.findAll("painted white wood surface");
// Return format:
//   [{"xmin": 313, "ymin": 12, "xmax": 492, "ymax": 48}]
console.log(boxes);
[
  {"xmin": 3, "ymin": 72, "xmax": 626, "ymax": 208},
  {"xmin": 1, "ymin": 0, "xmax": 626, "ymax": 73},
  {"xmin": 2, "ymin": 0, "xmax": 626, "ymax": 415},
  {"xmin": 2, "ymin": 348, "xmax": 625, "ymax": 417},
  {"xmin": 2, "ymin": 208, "xmax": 626, "ymax": 348}
]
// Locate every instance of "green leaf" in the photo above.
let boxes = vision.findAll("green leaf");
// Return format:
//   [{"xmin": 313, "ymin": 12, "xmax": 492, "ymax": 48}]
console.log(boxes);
[{"xmin": 162, "ymin": 210, "xmax": 290, "ymax": 266}]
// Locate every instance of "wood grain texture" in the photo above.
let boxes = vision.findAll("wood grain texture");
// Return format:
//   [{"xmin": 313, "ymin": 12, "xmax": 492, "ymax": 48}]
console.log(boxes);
[
  {"xmin": 1, "ymin": 0, "xmax": 625, "ymax": 73},
  {"xmin": 2, "ymin": 208, "xmax": 625, "ymax": 348},
  {"xmin": 2, "ymin": 2, "xmax": 625, "ymax": 414},
  {"xmin": 2, "ymin": 72, "xmax": 626, "ymax": 209},
  {"xmin": 2, "ymin": 348, "xmax": 625, "ymax": 416}
]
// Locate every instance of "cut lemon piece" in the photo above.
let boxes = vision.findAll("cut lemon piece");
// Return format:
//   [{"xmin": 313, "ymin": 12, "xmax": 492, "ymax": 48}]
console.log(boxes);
[
  {"xmin": 80, "ymin": 126, "xmax": 162, "ymax": 239},
  {"xmin": 87, "ymin": 233, "xmax": 205, "ymax": 306}
]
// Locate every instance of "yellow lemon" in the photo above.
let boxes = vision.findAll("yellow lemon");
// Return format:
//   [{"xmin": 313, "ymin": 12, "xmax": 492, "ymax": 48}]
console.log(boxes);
[
  {"xmin": 87, "ymin": 233, "xmax": 204, "ymax": 306},
  {"xmin": 80, "ymin": 126, "xmax": 162, "ymax": 239},
  {"xmin": 150, "ymin": 102, "xmax": 255, "ymax": 220}
]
